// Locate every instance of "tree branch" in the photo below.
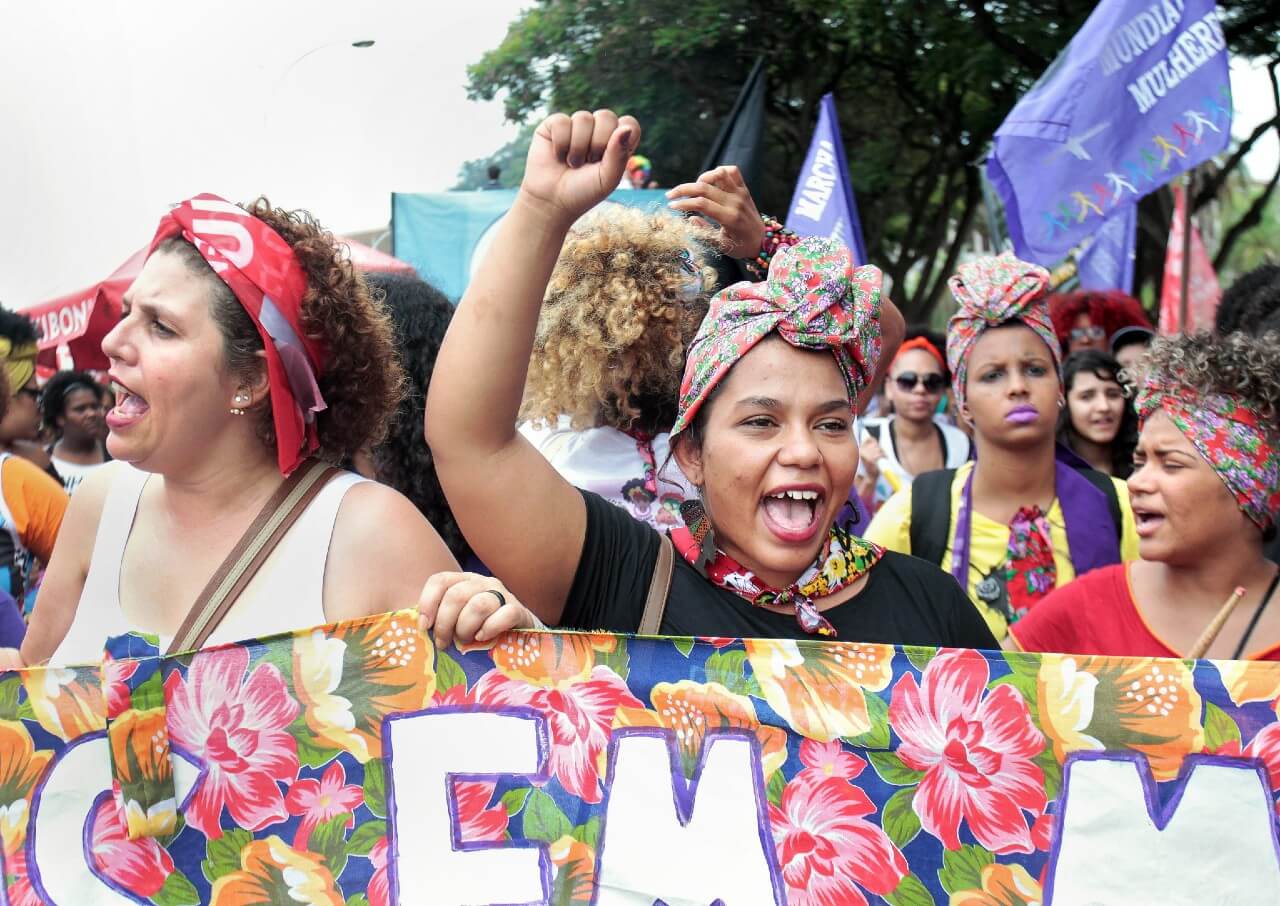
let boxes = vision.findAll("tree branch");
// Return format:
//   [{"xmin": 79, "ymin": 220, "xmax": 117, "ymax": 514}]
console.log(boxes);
[
  {"xmin": 958, "ymin": 0, "xmax": 1050, "ymax": 72},
  {"xmin": 1213, "ymin": 155, "xmax": 1280, "ymax": 272},
  {"xmin": 1194, "ymin": 60, "xmax": 1280, "ymax": 211}
]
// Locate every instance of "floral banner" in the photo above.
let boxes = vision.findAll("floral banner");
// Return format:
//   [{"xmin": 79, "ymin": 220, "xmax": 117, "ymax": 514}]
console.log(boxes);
[{"xmin": 0, "ymin": 612, "xmax": 1279, "ymax": 904}]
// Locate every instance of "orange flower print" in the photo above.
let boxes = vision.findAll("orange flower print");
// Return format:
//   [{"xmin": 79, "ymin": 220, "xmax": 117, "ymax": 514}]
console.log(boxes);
[
  {"xmin": 490, "ymin": 632, "xmax": 618, "ymax": 688},
  {"xmin": 23, "ymin": 666, "xmax": 105, "ymax": 742},
  {"xmin": 209, "ymin": 836, "xmax": 342, "ymax": 906},
  {"xmin": 950, "ymin": 863, "xmax": 1043, "ymax": 906},
  {"xmin": 745, "ymin": 639, "xmax": 893, "ymax": 741}
]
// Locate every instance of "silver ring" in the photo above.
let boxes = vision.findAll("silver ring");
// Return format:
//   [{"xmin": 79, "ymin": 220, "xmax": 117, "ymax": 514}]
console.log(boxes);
[{"xmin": 485, "ymin": 589, "xmax": 507, "ymax": 608}]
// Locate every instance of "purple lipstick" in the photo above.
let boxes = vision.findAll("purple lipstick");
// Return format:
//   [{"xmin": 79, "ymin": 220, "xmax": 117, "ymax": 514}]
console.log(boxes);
[{"xmin": 1005, "ymin": 404, "xmax": 1040, "ymax": 425}]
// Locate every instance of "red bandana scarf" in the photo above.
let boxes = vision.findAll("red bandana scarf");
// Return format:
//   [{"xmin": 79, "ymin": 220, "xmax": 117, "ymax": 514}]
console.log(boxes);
[
  {"xmin": 148, "ymin": 194, "xmax": 327, "ymax": 475},
  {"xmin": 671, "ymin": 522, "xmax": 883, "ymax": 637}
]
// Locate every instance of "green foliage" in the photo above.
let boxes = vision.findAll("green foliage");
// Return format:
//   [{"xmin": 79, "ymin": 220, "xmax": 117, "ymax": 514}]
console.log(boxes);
[
  {"xmin": 465, "ymin": 0, "xmax": 1275, "ymax": 318},
  {"xmin": 201, "ymin": 828, "xmax": 252, "ymax": 883},
  {"xmin": 868, "ymin": 750, "xmax": 925, "ymax": 786},
  {"xmin": 454, "ymin": 123, "xmax": 536, "ymax": 189},
  {"xmin": 1204, "ymin": 701, "xmax": 1243, "ymax": 751},
  {"xmin": 766, "ymin": 768, "xmax": 786, "ymax": 807},
  {"xmin": 522, "ymin": 789, "xmax": 573, "ymax": 842},
  {"xmin": 843, "ymin": 691, "xmax": 891, "ymax": 749},
  {"xmin": 363, "ymin": 759, "xmax": 387, "ymax": 818},
  {"xmin": 435, "ymin": 651, "xmax": 468, "ymax": 695},
  {"xmin": 881, "ymin": 786, "xmax": 922, "ymax": 848},
  {"xmin": 883, "ymin": 873, "xmax": 935, "ymax": 906},
  {"xmin": 703, "ymin": 649, "xmax": 760, "ymax": 697},
  {"xmin": 937, "ymin": 844, "xmax": 996, "ymax": 895}
]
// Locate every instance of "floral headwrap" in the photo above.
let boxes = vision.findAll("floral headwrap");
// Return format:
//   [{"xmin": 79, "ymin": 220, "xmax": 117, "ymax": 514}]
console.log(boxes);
[
  {"xmin": 892, "ymin": 335, "xmax": 945, "ymax": 370},
  {"xmin": 0, "ymin": 337, "xmax": 38, "ymax": 398},
  {"xmin": 149, "ymin": 194, "xmax": 327, "ymax": 476},
  {"xmin": 946, "ymin": 253, "xmax": 1058, "ymax": 411},
  {"xmin": 671, "ymin": 237, "xmax": 883, "ymax": 439},
  {"xmin": 1135, "ymin": 384, "xmax": 1280, "ymax": 533}
]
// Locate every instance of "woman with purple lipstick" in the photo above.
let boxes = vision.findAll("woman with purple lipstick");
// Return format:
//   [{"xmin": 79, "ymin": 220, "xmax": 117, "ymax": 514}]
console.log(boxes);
[{"xmin": 865, "ymin": 254, "xmax": 1139, "ymax": 641}]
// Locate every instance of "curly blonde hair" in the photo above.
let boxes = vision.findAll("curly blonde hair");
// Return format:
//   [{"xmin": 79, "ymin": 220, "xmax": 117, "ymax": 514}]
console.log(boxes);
[
  {"xmin": 1139, "ymin": 330, "xmax": 1280, "ymax": 424},
  {"xmin": 520, "ymin": 205, "xmax": 717, "ymax": 434},
  {"xmin": 158, "ymin": 197, "xmax": 403, "ymax": 462}
]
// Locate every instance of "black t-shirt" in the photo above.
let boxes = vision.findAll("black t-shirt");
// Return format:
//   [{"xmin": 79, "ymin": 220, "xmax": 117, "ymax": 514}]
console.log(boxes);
[{"xmin": 563, "ymin": 490, "xmax": 998, "ymax": 648}]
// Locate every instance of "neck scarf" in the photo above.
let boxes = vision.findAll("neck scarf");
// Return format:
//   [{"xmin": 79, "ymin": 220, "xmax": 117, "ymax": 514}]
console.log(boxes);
[
  {"xmin": 1001, "ymin": 506, "xmax": 1056, "ymax": 619},
  {"xmin": 0, "ymin": 338, "xmax": 38, "ymax": 398},
  {"xmin": 148, "ymin": 194, "xmax": 327, "ymax": 476},
  {"xmin": 671, "ymin": 523, "xmax": 883, "ymax": 637},
  {"xmin": 945, "ymin": 253, "xmax": 1058, "ymax": 411},
  {"xmin": 1136, "ymin": 384, "xmax": 1280, "ymax": 533},
  {"xmin": 671, "ymin": 237, "xmax": 883, "ymax": 439}
]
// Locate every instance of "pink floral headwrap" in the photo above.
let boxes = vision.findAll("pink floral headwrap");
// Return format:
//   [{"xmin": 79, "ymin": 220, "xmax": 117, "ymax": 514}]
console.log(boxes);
[
  {"xmin": 1136, "ymin": 383, "xmax": 1280, "ymax": 533},
  {"xmin": 670, "ymin": 238, "xmax": 883, "ymax": 439},
  {"xmin": 946, "ymin": 253, "xmax": 1058, "ymax": 411}
]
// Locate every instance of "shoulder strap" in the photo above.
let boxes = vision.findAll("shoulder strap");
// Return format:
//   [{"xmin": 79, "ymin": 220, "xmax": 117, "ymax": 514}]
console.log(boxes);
[
  {"xmin": 910, "ymin": 469, "xmax": 956, "ymax": 566},
  {"xmin": 1075, "ymin": 467, "xmax": 1123, "ymax": 541},
  {"xmin": 166, "ymin": 461, "xmax": 339, "ymax": 655},
  {"xmin": 864, "ymin": 422, "xmax": 881, "ymax": 442},
  {"xmin": 637, "ymin": 533, "xmax": 674, "ymax": 635}
]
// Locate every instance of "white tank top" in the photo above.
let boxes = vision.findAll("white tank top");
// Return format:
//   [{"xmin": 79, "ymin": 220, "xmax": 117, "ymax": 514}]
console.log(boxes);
[{"xmin": 51, "ymin": 463, "xmax": 365, "ymax": 667}]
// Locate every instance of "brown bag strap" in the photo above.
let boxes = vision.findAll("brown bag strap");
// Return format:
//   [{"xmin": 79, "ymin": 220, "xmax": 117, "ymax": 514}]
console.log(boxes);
[
  {"xmin": 165, "ymin": 460, "xmax": 339, "ymax": 655},
  {"xmin": 638, "ymin": 533, "xmax": 674, "ymax": 635}
]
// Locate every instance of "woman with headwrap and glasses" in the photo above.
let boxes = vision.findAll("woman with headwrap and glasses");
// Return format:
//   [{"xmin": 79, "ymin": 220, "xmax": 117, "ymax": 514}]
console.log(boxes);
[
  {"xmin": 865, "ymin": 255, "xmax": 1140, "ymax": 642},
  {"xmin": 1013, "ymin": 333, "xmax": 1280, "ymax": 659},
  {"xmin": 423, "ymin": 109, "xmax": 995, "ymax": 650},
  {"xmin": 5, "ymin": 196, "xmax": 528, "ymax": 669}
]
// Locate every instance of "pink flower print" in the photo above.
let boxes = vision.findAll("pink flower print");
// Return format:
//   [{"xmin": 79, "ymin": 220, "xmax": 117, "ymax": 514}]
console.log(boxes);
[
  {"xmin": 454, "ymin": 780, "xmax": 508, "ymax": 842},
  {"xmin": 89, "ymin": 796, "xmax": 176, "ymax": 897},
  {"xmin": 367, "ymin": 836, "xmax": 390, "ymax": 906},
  {"xmin": 769, "ymin": 772, "xmax": 908, "ymax": 906},
  {"xmin": 285, "ymin": 761, "xmax": 364, "ymax": 851},
  {"xmin": 101, "ymin": 652, "xmax": 140, "ymax": 719},
  {"xmin": 889, "ymin": 648, "xmax": 1046, "ymax": 853},
  {"xmin": 164, "ymin": 646, "xmax": 301, "ymax": 838},
  {"xmin": 470, "ymin": 666, "xmax": 643, "ymax": 803},
  {"xmin": 798, "ymin": 738, "xmax": 866, "ymax": 783}
]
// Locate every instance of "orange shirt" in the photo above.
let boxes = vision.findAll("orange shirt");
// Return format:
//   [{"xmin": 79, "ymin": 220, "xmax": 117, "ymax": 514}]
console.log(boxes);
[{"xmin": 2, "ymin": 455, "xmax": 68, "ymax": 563}]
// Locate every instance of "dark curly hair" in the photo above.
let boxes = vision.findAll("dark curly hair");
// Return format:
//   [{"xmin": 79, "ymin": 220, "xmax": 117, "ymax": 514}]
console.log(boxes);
[
  {"xmin": 0, "ymin": 308, "xmax": 39, "ymax": 347},
  {"xmin": 1216, "ymin": 264, "xmax": 1280, "ymax": 337},
  {"xmin": 1057, "ymin": 349, "xmax": 1137, "ymax": 478},
  {"xmin": 155, "ymin": 198, "xmax": 403, "ymax": 464},
  {"xmin": 365, "ymin": 272, "xmax": 471, "ymax": 564},
  {"xmin": 1048, "ymin": 290, "xmax": 1151, "ymax": 350},
  {"xmin": 40, "ymin": 369, "xmax": 102, "ymax": 432}
]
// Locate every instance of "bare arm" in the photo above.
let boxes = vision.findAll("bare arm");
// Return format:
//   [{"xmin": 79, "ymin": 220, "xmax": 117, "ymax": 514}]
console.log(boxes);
[
  {"xmin": 324, "ymin": 481, "xmax": 459, "ymax": 622},
  {"xmin": 18, "ymin": 464, "xmax": 114, "ymax": 666},
  {"xmin": 425, "ymin": 110, "xmax": 641, "ymax": 623}
]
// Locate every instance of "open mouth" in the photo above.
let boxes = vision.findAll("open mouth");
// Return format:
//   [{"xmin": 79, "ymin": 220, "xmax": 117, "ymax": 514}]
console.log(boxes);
[
  {"xmin": 106, "ymin": 380, "xmax": 150, "ymax": 428},
  {"xmin": 761, "ymin": 488, "xmax": 824, "ymax": 543},
  {"xmin": 1133, "ymin": 508, "xmax": 1164, "ymax": 536}
]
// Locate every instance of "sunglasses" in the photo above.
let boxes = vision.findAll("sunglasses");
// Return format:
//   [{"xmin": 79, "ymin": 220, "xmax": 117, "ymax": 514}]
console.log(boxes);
[
  {"xmin": 894, "ymin": 371, "xmax": 947, "ymax": 393},
  {"xmin": 1070, "ymin": 325, "xmax": 1106, "ymax": 342}
]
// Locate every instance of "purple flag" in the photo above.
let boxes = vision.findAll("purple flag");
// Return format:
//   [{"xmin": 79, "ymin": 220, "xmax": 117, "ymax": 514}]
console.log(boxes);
[
  {"xmin": 785, "ymin": 94, "xmax": 868, "ymax": 264},
  {"xmin": 1077, "ymin": 204, "xmax": 1137, "ymax": 292},
  {"xmin": 988, "ymin": 0, "xmax": 1232, "ymax": 267}
]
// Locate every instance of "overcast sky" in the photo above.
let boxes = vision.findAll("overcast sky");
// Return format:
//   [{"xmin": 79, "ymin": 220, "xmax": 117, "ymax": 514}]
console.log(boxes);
[{"xmin": 0, "ymin": 2, "xmax": 1275, "ymax": 306}]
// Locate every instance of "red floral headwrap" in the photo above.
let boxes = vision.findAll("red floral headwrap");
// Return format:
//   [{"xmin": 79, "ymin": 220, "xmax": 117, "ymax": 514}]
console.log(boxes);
[
  {"xmin": 149, "ymin": 194, "xmax": 327, "ymax": 476},
  {"xmin": 1136, "ymin": 383, "xmax": 1280, "ymax": 533},
  {"xmin": 946, "ymin": 253, "xmax": 1058, "ymax": 411},
  {"xmin": 670, "ymin": 238, "xmax": 883, "ymax": 440},
  {"xmin": 892, "ymin": 335, "xmax": 945, "ymax": 370}
]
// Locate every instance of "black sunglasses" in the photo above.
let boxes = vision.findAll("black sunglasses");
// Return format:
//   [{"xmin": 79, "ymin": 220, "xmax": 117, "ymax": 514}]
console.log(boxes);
[{"xmin": 893, "ymin": 371, "xmax": 947, "ymax": 393}]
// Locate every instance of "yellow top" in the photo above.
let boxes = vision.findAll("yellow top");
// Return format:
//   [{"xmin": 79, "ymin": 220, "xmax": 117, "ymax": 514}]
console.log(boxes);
[{"xmin": 863, "ymin": 461, "xmax": 1140, "ymax": 639}]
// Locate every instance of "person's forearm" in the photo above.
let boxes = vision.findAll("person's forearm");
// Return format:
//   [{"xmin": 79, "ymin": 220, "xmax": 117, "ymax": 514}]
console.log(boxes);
[{"xmin": 427, "ymin": 193, "xmax": 574, "ymax": 458}]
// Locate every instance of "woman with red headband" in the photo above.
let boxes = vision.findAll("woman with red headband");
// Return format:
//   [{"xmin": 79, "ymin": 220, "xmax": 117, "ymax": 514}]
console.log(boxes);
[
  {"xmin": 865, "ymin": 254, "xmax": 1139, "ymax": 642},
  {"xmin": 1013, "ymin": 332, "xmax": 1280, "ymax": 659},
  {"xmin": 857, "ymin": 332, "xmax": 970, "ymax": 510},
  {"xmin": 423, "ymin": 109, "xmax": 995, "ymax": 651},
  {"xmin": 11, "ymin": 196, "xmax": 523, "ymax": 667}
]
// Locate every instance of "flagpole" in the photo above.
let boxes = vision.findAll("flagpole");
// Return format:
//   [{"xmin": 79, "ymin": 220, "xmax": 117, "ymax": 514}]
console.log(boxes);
[{"xmin": 1179, "ymin": 170, "xmax": 1193, "ymax": 334}]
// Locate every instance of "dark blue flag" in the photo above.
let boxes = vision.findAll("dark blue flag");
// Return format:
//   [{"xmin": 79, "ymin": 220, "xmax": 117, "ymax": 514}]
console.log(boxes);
[
  {"xmin": 785, "ymin": 94, "xmax": 868, "ymax": 265},
  {"xmin": 987, "ymin": 0, "xmax": 1232, "ymax": 267}
]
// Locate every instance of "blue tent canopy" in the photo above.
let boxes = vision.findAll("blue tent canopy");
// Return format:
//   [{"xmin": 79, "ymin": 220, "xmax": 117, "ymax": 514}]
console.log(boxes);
[{"xmin": 392, "ymin": 189, "xmax": 670, "ymax": 300}]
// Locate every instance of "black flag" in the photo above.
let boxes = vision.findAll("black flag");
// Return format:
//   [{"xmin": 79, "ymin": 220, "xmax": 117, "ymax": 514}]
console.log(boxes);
[{"xmin": 701, "ymin": 57, "xmax": 767, "ymax": 192}]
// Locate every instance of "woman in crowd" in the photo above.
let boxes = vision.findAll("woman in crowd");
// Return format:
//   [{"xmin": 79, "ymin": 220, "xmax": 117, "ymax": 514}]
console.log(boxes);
[
  {"xmin": 0, "ymin": 309, "xmax": 58, "ymax": 478},
  {"xmin": 1049, "ymin": 289, "xmax": 1152, "ymax": 356},
  {"xmin": 424, "ymin": 109, "xmax": 995, "ymax": 651},
  {"xmin": 354, "ymin": 271, "xmax": 473, "ymax": 567},
  {"xmin": 11, "ymin": 195, "xmax": 521, "ymax": 667},
  {"xmin": 40, "ymin": 370, "xmax": 110, "ymax": 494},
  {"xmin": 1013, "ymin": 332, "xmax": 1280, "ymax": 659},
  {"xmin": 865, "ymin": 255, "xmax": 1138, "ymax": 641},
  {"xmin": 1057, "ymin": 349, "xmax": 1136, "ymax": 478},
  {"xmin": 517, "ymin": 204, "xmax": 713, "ymax": 529},
  {"xmin": 857, "ymin": 332, "xmax": 970, "ymax": 510}
]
